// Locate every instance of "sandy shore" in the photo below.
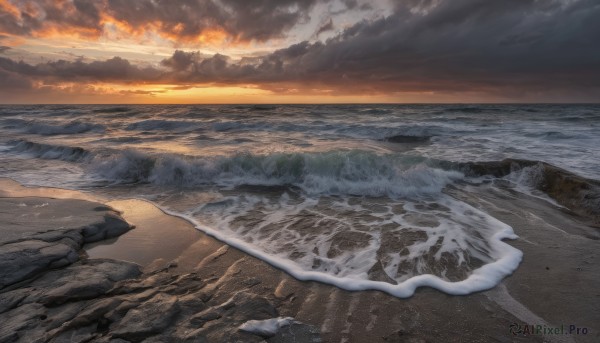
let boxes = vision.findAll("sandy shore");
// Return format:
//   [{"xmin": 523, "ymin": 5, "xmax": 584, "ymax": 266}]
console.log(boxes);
[{"xmin": 0, "ymin": 178, "xmax": 598, "ymax": 342}]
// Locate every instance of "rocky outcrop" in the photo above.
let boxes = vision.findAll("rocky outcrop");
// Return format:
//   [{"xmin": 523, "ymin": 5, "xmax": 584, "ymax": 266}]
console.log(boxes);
[
  {"xmin": 0, "ymin": 259, "xmax": 141, "ymax": 343},
  {"xmin": 381, "ymin": 135, "xmax": 431, "ymax": 144},
  {"xmin": 0, "ymin": 197, "xmax": 131, "ymax": 290},
  {"xmin": 459, "ymin": 158, "xmax": 600, "ymax": 225},
  {"xmin": 0, "ymin": 196, "xmax": 316, "ymax": 343},
  {"xmin": 0, "ymin": 261, "xmax": 313, "ymax": 343}
]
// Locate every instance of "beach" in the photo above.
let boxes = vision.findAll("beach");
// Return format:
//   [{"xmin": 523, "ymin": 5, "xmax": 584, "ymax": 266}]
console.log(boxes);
[
  {"xmin": 1, "ymin": 0, "xmax": 599, "ymax": 339},
  {"xmin": 1, "ymin": 174, "xmax": 598, "ymax": 342}
]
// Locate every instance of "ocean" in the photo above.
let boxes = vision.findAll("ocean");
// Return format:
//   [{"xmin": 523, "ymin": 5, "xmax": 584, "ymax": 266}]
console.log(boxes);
[{"xmin": 1, "ymin": 104, "xmax": 598, "ymax": 297}]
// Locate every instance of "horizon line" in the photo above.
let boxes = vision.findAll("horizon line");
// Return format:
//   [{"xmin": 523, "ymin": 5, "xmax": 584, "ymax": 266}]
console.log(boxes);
[{"xmin": 1, "ymin": 102, "xmax": 599, "ymax": 106}]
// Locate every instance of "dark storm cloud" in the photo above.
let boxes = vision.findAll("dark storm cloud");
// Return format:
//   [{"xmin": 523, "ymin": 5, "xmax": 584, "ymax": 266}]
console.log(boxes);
[
  {"xmin": 1, "ymin": 0, "xmax": 599, "ymax": 101},
  {"xmin": 215, "ymin": 0, "xmax": 319, "ymax": 41},
  {"xmin": 0, "ymin": 0, "xmax": 105, "ymax": 37},
  {"xmin": 0, "ymin": 56, "xmax": 162, "ymax": 83},
  {"xmin": 154, "ymin": 0, "xmax": 600, "ymax": 98},
  {"xmin": 282, "ymin": 0, "xmax": 596, "ymax": 95},
  {"xmin": 0, "ymin": 68, "xmax": 32, "ymax": 89},
  {"xmin": 0, "ymin": 0, "xmax": 320, "ymax": 42}
]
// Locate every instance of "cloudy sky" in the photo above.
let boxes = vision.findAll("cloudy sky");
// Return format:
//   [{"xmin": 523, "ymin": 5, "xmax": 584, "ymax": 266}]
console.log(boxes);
[{"xmin": 0, "ymin": 0, "xmax": 598, "ymax": 103}]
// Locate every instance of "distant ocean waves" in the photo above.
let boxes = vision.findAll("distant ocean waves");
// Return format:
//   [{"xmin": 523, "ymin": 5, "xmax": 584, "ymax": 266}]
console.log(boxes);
[
  {"xmin": 3, "ymin": 118, "xmax": 105, "ymax": 135},
  {"xmin": 7, "ymin": 139, "xmax": 461, "ymax": 197},
  {"xmin": 7, "ymin": 139, "xmax": 91, "ymax": 162}
]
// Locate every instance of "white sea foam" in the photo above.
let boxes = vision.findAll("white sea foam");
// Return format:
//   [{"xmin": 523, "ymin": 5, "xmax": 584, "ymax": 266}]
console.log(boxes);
[
  {"xmin": 156, "ymin": 191, "xmax": 523, "ymax": 298},
  {"xmin": 239, "ymin": 317, "xmax": 296, "ymax": 336}
]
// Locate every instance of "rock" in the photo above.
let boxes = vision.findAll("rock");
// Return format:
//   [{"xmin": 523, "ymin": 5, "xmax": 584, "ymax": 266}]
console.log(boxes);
[
  {"xmin": 0, "ymin": 195, "xmax": 322, "ymax": 343},
  {"xmin": 43, "ymin": 302, "xmax": 89, "ymax": 333},
  {"xmin": 382, "ymin": 135, "xmax": 431, "ymax": 144},
  {"xmin": 48, "ymin": 324, "xmax": 98, "ymax": 343},
  {"xmin": 111, "ymin": 293, "xmax": 180, "ymax": 341},
  {"xmin": 82, "ymin": 213, "xmax": 131, "ymax": 243},
  {"xmin": 0, "ymin": 288, "xmax": 30, "ymax": 314},
  {"xmin": 0, "ymin": 198, "xmax": 130, "ymax": 246},
  {"xmin": 190, "ymin": 310, "xmax": 222, "ymax": 326},
  {"xmin": 221, "ymin": 291, "xmax": 278, "ymax": 323},
  {"xmin": 0, "ymin": 197, "xmax": 132, "ymax": 290},
  {"xmin": 59, "ymin": 298, "xmax": 122, "ymax": 332},
  {"xmin": 30, "ymin": 260, "xmax": 141, "ymax": 306},
  {"xmin": 0, "ymin": 240, "xmax": 78, "ymax": 289},
  {"xmin": 0, "ymin": 303, "xmax": 46, "ymax": 343},
  {"xmin": 460, "ymin": 158, "xmax": 600, "ymax": 224}
]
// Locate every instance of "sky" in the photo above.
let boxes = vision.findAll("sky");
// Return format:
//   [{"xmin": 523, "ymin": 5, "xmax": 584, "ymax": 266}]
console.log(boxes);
[{"xmin": 0, "ymin": 0, "xmax": 599, "ymax": 104}]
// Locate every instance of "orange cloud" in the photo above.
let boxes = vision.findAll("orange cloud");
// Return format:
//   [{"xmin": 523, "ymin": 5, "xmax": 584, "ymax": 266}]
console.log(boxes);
[
  {"xmin": 1, "ymin": 0, "xmax": 319, "ymax": 48},
  {"xmin": 0, "ymin": 0, "xmax": 20, "ymax": 18},
  {"xmin": 101, "ymin": 16, "xmax": 230, "ymax": 47}
]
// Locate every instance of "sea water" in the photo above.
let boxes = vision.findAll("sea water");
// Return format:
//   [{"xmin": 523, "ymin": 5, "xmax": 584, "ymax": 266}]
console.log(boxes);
[{"xmin": 1, "ymin": 104, "xmax": 598, "ymax": 297}]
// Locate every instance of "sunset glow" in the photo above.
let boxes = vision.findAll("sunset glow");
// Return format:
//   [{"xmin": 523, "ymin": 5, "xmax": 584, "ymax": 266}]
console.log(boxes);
[{"xmin": 1, "ymin": 0, "xmax": 598, "ymax": 103}]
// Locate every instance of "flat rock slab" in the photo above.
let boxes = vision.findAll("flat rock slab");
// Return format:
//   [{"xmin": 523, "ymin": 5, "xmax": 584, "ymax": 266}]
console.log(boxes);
[
  {"xmin": 0, "ymin": 197, "xmax": 128, "ymax": 245},
  {"xmin": 0, "ymin": 197, "xmax": 131, "ymax": 289}
]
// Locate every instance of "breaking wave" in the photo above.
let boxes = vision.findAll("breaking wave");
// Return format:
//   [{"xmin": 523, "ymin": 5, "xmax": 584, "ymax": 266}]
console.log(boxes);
[
  {"xmin": 91, "ymin": 149, "xmax": 463, "ymax": 198},
  {"xmin": 3, "ymin": 119, "xmax": 105, "ymax": 135},
  {"xmin": 8, "ymin": 139, "xmax": 91, "ymax": 162}
]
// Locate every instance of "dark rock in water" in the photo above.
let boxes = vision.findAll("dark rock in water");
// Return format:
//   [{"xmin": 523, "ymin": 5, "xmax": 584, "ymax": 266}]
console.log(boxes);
[
  {"xmin": 458, "ymin": 158, "xmax": 539, "ymax": 178},
  {"xmin": 382, "ymin": 135, "xmax": 431, "ymax": 144},
  {"xmin": 93, "ymin": 106, "xmax": 130, "ymax": 113},
  {"xmin": 250, "ymin": 105, "xmax": 277, "ymax": 111},
  {"xmin": 460, "ymin": 158, "xmax": 600, "ymax": 225}
]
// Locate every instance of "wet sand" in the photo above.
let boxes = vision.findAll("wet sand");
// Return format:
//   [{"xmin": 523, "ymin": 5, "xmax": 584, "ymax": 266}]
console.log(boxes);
[
  {"xmin": 1, "ymin": 178, "xmax": 599, "ymax": 342},
  {"xmin": 86, "ymin": 199, "xmax": 203, "ymax": 270},
  {"xmin": 88, "ymin": 189, "xmax": 599, "ymax": 342}
]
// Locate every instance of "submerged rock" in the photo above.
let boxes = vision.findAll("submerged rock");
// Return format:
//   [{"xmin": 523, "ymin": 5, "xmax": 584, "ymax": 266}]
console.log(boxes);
[
  {"xmin": 460, "ymin": 158, "xmax": 600, "ymax": 225},
  {"xmin": 381, "ymin": 135, "xmax": 431, "ymax": 144}
]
